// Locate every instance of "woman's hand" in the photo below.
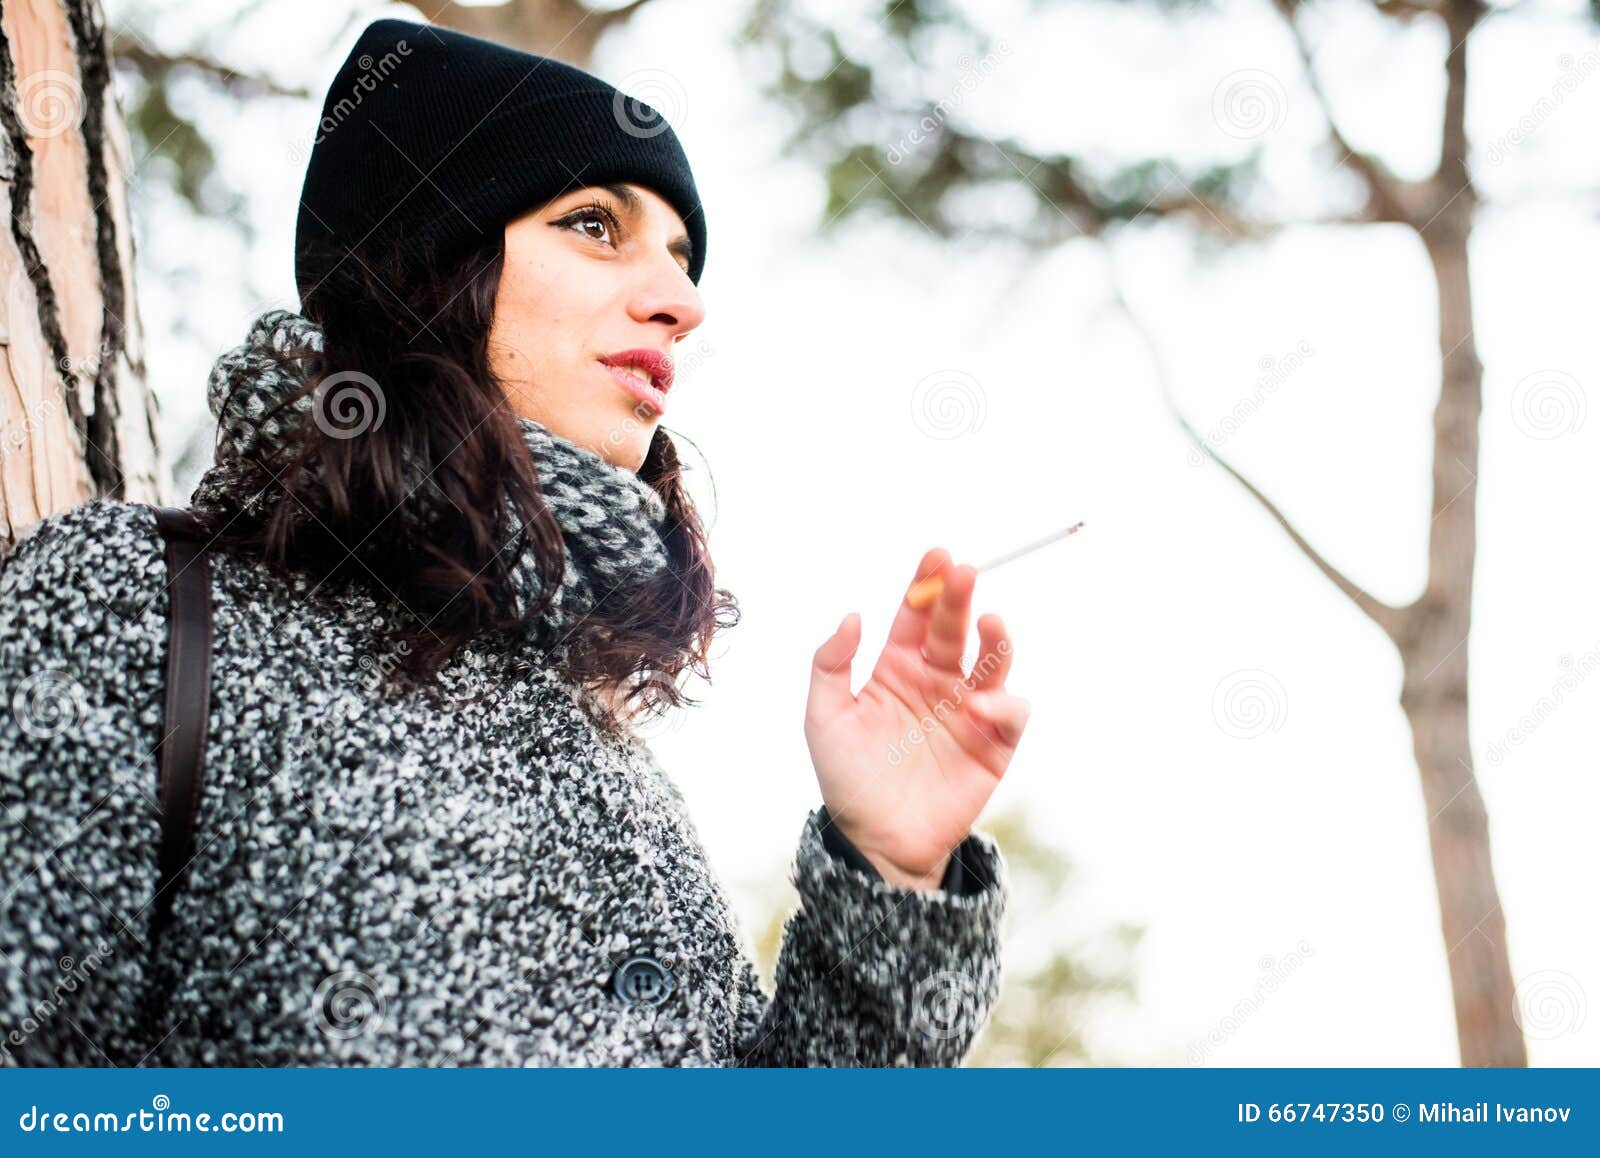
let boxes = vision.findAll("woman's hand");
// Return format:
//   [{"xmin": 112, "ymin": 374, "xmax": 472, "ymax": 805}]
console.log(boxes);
[{"xmin": 804, "ymin": 548, "xmax": 1031, "ymax": 891}]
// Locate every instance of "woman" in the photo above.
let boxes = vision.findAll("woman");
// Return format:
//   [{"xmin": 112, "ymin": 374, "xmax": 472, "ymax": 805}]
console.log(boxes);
[{"xmin": 0, "ymin": 19, "xmax": 1028, "ymax": 1067}]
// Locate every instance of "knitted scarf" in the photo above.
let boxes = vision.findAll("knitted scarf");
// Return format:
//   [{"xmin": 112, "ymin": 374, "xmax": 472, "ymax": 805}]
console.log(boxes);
[{"xmin": 187, "ymin": 308, "xmax": 675, "ymax": 661}]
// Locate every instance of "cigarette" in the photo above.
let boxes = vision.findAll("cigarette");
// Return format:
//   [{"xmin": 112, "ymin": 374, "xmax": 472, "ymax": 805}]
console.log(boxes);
[{"xmin": 905, "ymin": 520, "xmax": 1086, "ymax": 610}]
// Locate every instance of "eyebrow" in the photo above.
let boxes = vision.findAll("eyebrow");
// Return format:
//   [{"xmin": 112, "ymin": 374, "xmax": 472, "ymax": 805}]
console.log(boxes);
[{"xmin": 599, "ymin": 182, "xmax": 694, "ymax": 271}]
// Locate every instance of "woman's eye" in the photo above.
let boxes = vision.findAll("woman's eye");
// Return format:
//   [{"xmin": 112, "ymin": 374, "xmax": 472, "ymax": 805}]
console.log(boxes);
[{"xmin": 571, "ymin": 210, "xmax": 614, "ymax": 245}]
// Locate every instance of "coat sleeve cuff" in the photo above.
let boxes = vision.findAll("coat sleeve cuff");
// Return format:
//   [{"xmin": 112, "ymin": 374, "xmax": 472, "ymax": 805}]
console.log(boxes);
[
  {"xmin": 817, "ymin": 804, "xmax": 982, "ymax": 896},
  {"xmin": 768, "ymin": 805, "xmax": 1008, "ymax": 1064}
]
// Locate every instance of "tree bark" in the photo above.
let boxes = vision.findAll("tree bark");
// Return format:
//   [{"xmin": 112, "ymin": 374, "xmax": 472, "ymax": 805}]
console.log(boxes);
[{"xmin": 0, "ymin": 0, "xmax": 157, "ymax": 546}]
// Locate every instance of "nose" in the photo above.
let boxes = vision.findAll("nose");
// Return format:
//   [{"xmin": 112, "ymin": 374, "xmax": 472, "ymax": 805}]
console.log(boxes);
[{"xmin": 629, "ymin": 254, "xmax": 706, "ymax": 342}]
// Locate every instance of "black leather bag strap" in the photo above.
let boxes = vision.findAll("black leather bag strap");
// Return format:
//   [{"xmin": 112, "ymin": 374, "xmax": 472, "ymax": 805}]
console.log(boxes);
[{"xmin": 149, "ymin": 505, "xmax": 215, "ymax": 939}]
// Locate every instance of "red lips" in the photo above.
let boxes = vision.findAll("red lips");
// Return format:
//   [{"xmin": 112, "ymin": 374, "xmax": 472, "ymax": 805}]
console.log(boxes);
[{"xmin": 599, "ymin": 348, "xmax": 674, "ymax": 394}]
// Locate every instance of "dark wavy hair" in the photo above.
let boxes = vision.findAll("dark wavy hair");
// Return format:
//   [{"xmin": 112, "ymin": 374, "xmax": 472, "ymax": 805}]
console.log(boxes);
[{"xmin": 190, "ymin": 228, "xmax": 739, "ymax": 736}]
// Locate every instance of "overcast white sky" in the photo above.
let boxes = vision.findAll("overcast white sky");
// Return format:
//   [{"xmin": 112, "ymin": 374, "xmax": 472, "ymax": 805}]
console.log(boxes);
[{"xmin": 112, "ymin": 0, "xmax": 1599, "ymax": 1065}]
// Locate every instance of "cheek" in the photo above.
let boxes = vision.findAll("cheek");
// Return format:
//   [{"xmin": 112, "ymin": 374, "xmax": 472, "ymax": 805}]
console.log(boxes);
[
  {"xmin": 493, "ymin": 266, "xmax": 564, "ymax": 353},
  {"xmin": 491, "ymin": 244, "xmax": 613, "ymax": 394}
]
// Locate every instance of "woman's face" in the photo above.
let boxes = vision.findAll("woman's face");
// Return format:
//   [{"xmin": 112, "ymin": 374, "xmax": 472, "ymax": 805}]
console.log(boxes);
[{"xmin": 489, "ymin": 181, "xmax": 705, "ymax": 471}]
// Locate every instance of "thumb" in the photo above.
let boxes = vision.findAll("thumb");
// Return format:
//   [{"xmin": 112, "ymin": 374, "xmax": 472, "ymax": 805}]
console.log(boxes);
[{"xmin": 807, "ymin": 612, "xmax": 860, "ymax": 720}]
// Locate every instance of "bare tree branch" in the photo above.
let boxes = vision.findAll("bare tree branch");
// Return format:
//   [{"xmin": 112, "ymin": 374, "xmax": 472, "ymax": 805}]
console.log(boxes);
[
  {"xmin": 1132, "ymin": 195, "xmax": 1375, "ymax": 239},
  {"xmin": 1435, "ymin": 0, "xmax": 1485, "ymax": 203},
  {"xmin": 1268, "ymin": 0, "xmax": 1431, "ymax": 227},
  {"xmin": 1368, "ymin": 0, "xmax": 1448, "ymax": 20},
  {"xmin": 108, "ymin": 35, "xmax": 309, "ymax": 99},
  {"xmin": 1100, "ymin": 244, "xmax": 1408, "ymax": 642}
]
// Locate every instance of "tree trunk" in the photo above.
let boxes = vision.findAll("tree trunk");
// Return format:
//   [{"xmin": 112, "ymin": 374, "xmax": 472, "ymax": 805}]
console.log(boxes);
[
  {"xmin": 0, "ymin": 0, "xmax": 158, "ymax": 547},
  {"xmin": 1400, "ymin": 655, "xmax": 1524, "ymax": 1066},
  {"xmin": 431, "ymin": 0, "xmax": 657, "ymax": 67},
  {"xmin": 1396, "ymin": 198, "xmax": 1526, "ymax": 1065}
]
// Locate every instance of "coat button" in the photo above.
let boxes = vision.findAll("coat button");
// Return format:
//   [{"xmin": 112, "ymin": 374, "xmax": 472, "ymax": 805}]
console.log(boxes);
[{"xmin": 612, "ymin": 954, "xmax": 675, "ymax": 1006}]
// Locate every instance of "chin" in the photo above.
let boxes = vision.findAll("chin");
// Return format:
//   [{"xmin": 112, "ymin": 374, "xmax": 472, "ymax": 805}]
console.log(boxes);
[{"xmin": 589, "ymin": 416, "xmax": 656, "ymax": 473}]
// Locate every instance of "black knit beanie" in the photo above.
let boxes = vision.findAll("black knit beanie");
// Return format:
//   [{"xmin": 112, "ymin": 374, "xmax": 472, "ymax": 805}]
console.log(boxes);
[{"xmin": 294, "ymin": 18, "xmax": 706, "ymax": 310}]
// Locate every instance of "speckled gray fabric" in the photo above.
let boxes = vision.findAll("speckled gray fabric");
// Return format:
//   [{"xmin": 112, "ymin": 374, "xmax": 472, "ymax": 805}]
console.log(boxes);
[{"xmin": 0, "ymin": 313, "xmax": 1008, "ymax": 1067}]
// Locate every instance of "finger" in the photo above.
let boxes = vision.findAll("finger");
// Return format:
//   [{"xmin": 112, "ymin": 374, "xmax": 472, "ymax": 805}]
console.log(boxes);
[
  {"xmin": 885, "ymin": 548, "xmax": 952, "ymax": 649},
  {"xmin": 967, "ymin": 690, "xmax": 1031, "ymax": 749},
  {"xmin": 922, "ymin": 563, "xmax": 977, "ymax": 672},
  {"xmin": 969, "ymin": 614, "xmax": 1013, "ymax": 692},
  {"xmin": 807, "ymin": 611, "xmax": 861, "ymax": 721}
]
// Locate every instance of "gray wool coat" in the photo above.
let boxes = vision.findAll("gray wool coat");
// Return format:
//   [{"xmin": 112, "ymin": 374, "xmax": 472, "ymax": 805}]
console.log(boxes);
[{"xmin": 0, "ymin": 497, "xmax": 1009, "ymax": 1066}]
